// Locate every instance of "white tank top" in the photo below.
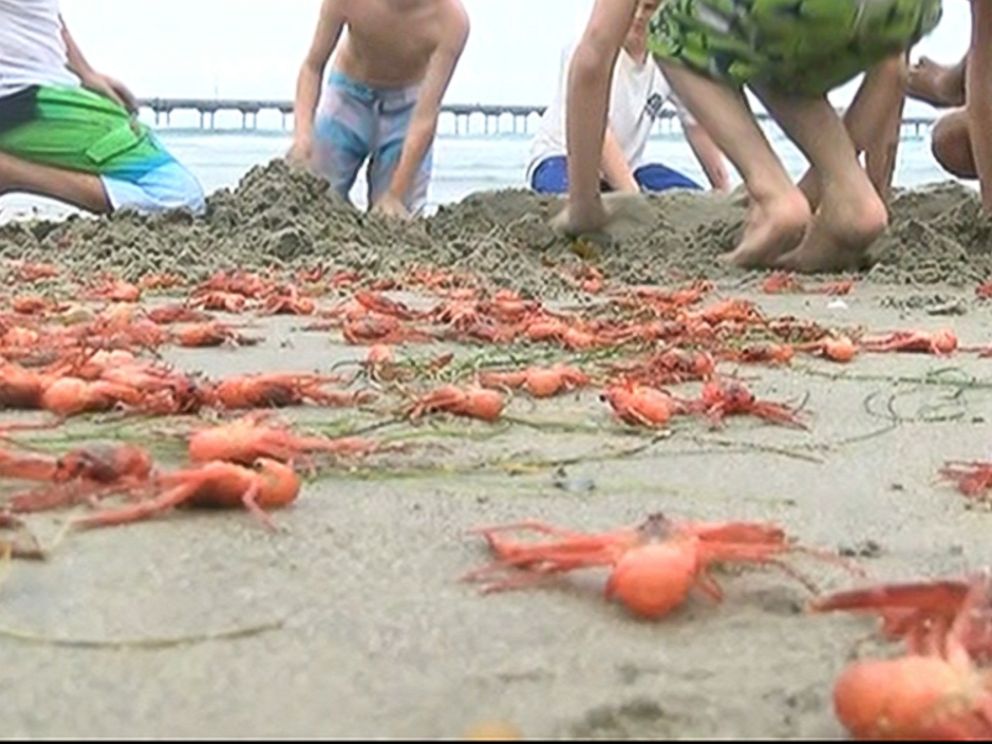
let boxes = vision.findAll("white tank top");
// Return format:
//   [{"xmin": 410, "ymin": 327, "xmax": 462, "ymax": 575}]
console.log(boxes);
[
  {"xmin": 0, "ymin": 0, "xmax": 79, "ymax": 99},
  {"xmin": 527, "ymin": 42, "xmax": 694, "ymax": 181}
]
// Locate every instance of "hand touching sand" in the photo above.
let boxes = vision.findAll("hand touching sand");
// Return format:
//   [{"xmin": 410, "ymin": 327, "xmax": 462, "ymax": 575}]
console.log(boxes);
[
  {"xmin": 371, "ymin": 193, "xmax": 413, "ymax": 221},
  {"xmin": 550, "ymin": 193, "xmax": 657, "ymax": 241},
  {"xmin": 286, "ymin": 136, "xmax": 314, "ymax": 171}
]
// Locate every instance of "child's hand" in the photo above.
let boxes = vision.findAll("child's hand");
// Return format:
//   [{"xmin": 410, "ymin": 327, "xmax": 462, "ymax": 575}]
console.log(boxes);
[
  {"xmin": 551, "ymin": 193, "xmax": 655, "ymax": 239},
  {"xmin": 550, "ymin": 198, "xmax": 608, "ymax": 237},
  {"xmin": 372, "ymin": 193, "xmax": 412, "ymax": 221},
  {"xmin": 81, "ymin": 73, "xmax": 138, "ymax": 114},
  {"xmin": 286, "ymin": 137, "xmax": 314, "ymax": 170}
]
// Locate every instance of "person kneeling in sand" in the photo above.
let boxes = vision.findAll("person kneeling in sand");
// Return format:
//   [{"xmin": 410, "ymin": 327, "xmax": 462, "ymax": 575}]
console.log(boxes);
[
  {"xmin": 0, "ymin": 1, "xmax": 205, "ymax": 216},
  {"xmin": 288, "ymin": 0, "xmax": 470, "ymax": 220},
  {"xmin": 527, "ymin": 0, "xmax": 729, "ymax": 197},
  {"xmin": 907, "ymin": 0, "xmax": 992, "ymax": 214},
  {"xmin": 553, "ymin": 0, "xmax": 942, "ymax": 273}
]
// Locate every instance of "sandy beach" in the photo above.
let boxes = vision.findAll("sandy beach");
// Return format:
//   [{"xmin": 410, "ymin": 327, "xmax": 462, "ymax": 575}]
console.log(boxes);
[
  {"xmin": 3, "ymin": 162, "xmax": 990, "ymax": 292},
  {"xmin": 1, "ymin": 163, "xmax": 991, "ymax": 739}
]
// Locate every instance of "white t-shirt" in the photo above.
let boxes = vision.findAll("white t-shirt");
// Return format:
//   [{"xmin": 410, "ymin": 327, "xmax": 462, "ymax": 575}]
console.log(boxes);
[
  {"xmin": 527, "ymin": 42, "xmax": 694, "ymax": 181},
  {"xmin": 0, "ymin": 0, "xmax": 79, "ymax": 99}
]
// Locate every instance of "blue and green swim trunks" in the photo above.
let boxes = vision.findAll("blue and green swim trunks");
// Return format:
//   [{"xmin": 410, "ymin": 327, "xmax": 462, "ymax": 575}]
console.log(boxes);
[
  {"xmin": 648, "ymin": 0, "xmax": 943, "ymax": 96},
  {"xmin": 0, "ymin": 85, "xmax": 205, "ymax": 214}
]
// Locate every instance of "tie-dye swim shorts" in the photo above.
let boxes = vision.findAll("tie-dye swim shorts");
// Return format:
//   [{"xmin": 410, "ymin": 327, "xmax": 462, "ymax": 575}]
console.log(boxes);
[
  {"xmin": 648, "ymin": 0, "xmax": 943, "ymax": 96},
  {"xmin": 312, "ymin": 71, "xmax": 433, "ymax": 216}
]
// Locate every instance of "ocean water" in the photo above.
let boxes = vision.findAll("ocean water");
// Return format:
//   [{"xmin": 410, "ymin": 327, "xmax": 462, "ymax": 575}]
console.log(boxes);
[
  {"xmin": 157, "ymin": 127, "xmax": 961, "ymax": 208},
  {"xmin": 0, "ymin": 125, "xmax": 968, "ymax": 222}
]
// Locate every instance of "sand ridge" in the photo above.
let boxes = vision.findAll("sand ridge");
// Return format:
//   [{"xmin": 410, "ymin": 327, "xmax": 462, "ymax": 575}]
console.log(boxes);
[{"xmin": 1, "ymin": 161, "xmax": 989, "ymax": 296}]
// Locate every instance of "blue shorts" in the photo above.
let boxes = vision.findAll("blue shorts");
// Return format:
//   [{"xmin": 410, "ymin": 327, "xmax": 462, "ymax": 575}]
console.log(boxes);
[
  {"xmin": 312, "ymin": 71, "xmax": 433, "ymax": 216},
  {"xmin": 530, "ymin": 156, "xmax": 701, "ymax": 195},
  {"xmin": 102, "ymin": 157, "xmax": 205, "ymax": 216}
]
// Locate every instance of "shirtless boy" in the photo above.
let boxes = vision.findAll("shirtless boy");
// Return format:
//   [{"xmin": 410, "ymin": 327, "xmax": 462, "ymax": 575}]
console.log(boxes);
[
  {"xmin": 289, "ymin": 0, "xmax": 470, "ymax": 219},
  {"xmin": 0, "ymin": 0, "xmax": 205, "ymax": 215},
  {"xmin": 555, "ymin": 0, "xmax": 942, "ymax": 273}
]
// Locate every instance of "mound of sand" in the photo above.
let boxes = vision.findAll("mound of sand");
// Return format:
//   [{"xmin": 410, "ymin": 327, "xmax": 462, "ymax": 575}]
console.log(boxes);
[
  {"xmin": 0, "ymin": 159, "xmax": 989, "ymax": 294},
  {"xmin": 867, "ymin": 183, "xmax": 992, "ymax": 285}
]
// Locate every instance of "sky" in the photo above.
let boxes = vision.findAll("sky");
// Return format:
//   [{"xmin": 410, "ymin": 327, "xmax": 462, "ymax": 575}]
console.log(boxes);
[{"xmin": 60, "ymin": 0, "xmax": 970, "ymax": 117}]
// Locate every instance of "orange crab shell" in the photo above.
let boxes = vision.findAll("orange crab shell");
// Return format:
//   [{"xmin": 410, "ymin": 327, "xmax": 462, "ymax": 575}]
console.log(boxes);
[
  {"xmin": 365, "ymin": 344, "xmax": 396, "ymax": 366},
  {"xmin": 524, "ymin": 366, "xmax": 590, "ymax": 398},
  {"xmin": 605, "ymin": 540, "xmax": 699, "ymax": 619},
  {"xmin": 833, "ymin": 655, "xmax": 990, "ymax": 741},
  {"xmin": 54, "ymin": 444, "xmax": 154, "ymax": 484},
  {"xmin": 409, "ymin": 386, "xmax": 505, "ymax": 422},
  {"xmin": 822, "ymin": 336, "xmax": 858, "ymax": 362},
  {"xmin": 171, "ymin": 458, "xmax": 301, "ymax": 511},
  {"xmin": 603, "ymin": 383, "xmax": 678, "ymax": 427}
]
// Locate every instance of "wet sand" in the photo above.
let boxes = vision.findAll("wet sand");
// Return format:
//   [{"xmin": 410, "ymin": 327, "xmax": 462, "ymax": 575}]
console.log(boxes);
[
  {"xmin": 1, "ymin": 164, "xmax": 992, "ymax": 738},
  {"xmin": 0, "ymin": 284, "xmax": 989, "ymax": 739}
]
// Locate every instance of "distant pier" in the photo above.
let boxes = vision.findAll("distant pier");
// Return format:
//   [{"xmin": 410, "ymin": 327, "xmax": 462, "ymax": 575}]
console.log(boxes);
[
  {"xmin": 137, "ymin": 98, "xmax": 938, "ymax": 137},
  {"xmin": 138, "ymin": 99, "xmax": 549, "ymax": 135}
]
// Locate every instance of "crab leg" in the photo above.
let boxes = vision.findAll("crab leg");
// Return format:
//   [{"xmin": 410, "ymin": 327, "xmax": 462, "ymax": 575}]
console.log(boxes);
[
  {"xmin": 240, "ymin": 483, "xmax": 276, "ymax": 531},
  {"xmin": 697, "ymin": 543, "xmax": 824, "ymax": 594},
  {"xmin": 71, "ymin": 482, "xmax": 199, "ymax": 529},
  {"xmin": 7, "ymin": 481, "xmax": 105, "ymax": 514},
  {"xmin": 752, "ymin": 404, "xmax": 809, "ymax": 430},
  {"xmin": 685, "ymin": 521, "xmax": 787, "ymax": 545},
  {"xmin": 693, "ymin": 570, "xmax": 725, "ymax": 603},
  {"xmin": 810, "ymin": 581, "xmax": 971, "ymax": 614},
  {"xmin": 0, "ymin": 450, "xmax": 57, "ymax": 481}
]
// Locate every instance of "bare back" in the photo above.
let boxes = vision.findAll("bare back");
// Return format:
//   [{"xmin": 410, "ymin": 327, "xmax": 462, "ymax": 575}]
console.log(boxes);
[{"xmin": 335, "ymin": 0, "xmax": 463, "ymax": 88}]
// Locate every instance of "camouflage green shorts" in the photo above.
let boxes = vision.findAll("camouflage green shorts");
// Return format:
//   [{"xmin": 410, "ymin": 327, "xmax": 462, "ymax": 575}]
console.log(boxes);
[{"xmin": 648, "ymin": 0, "xmax": 943, "ymax": 96}]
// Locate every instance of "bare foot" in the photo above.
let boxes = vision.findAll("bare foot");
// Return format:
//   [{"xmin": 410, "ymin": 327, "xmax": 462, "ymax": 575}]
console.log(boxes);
[
  {"xmin": 907, "ymin": 57, "xmax": 966, "ymax": 109},
  {"xmin": 775, "ymin": 183, "xmax": 888, "ymax": 273},
  {"xmin": 722, "ymin": 188, "xmax": 811, "ymax": 269}
]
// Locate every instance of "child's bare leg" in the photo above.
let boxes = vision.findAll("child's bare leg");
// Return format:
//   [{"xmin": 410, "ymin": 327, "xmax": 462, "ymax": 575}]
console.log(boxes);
[
  {"xmin": 658, "ymin": 61, "xmax": 810, "ymax": 268},
  {"xmin": 932, "ymin": 110, "xmax": 977, "ymax": 178},
  {"xmin": 908, "ymin": 53, "xmax": 967, "ymax": 109},
  {"xmin": 757, "ymin": 91, "xmax": 889, "ymax": 273},
  {"xmin": 799, "ymin": 55, "xmax": 907, "ymax": 207},
  {"xmin": 0, "ymin": 152, "xmax": 110, "ymax": 213},
  {"xmin": 863, "ymin": 60, "xmax": 908, "ymax": 205}
]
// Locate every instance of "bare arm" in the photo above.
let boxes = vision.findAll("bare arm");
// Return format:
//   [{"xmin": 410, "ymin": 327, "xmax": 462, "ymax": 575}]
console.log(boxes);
[
  {"xmin": 376, "ymin": 3, "xmax": 470, "ymax": 215},
  {"xmin": 601, "ymin": 125, "xmax": 639, "ymax": 192},
  {"xmin": 291, "ymin": 0, "xmax": 347, "ymax": 162},
  {"xmin": 61, "ymin": 17, "xmax": 95, "ymax": 80},
  {"xmin": 562, "ymin": 0, "xmax": 639, "ymax": 229},
  {"xmin": 683, "ymin": 122, "xmax": 730, "ymax": 191},
  {"xmin": 60, "ymin": 16, "xmax": 137, "ymax": 112},
  {"xmin": 968, "ymin": 0, "xmax": 992, "ymax": 212}
]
